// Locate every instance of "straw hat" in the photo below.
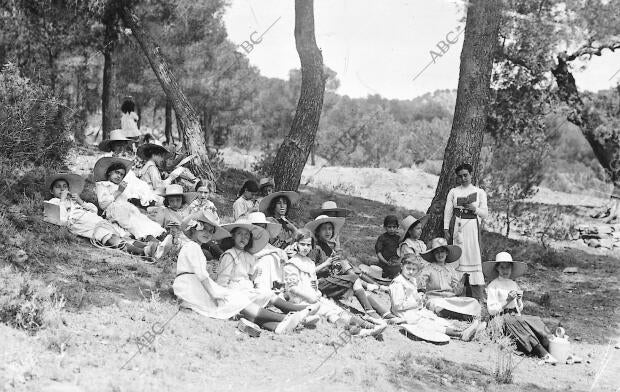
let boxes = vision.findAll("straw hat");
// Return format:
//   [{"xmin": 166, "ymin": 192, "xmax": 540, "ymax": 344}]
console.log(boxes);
[
  {"xmin": 136, "ymin": 142, "xmax": 169, "ymax": 160},
  {"xmin": 163, "ymin": 184, "xmax": 199, "ymax": 205},
  {"xmin": 45, "ymin": 173, "xmax": 85, "ymax": 195},
  {"xmin": 221, "ymin": 219, "xmax": 269, "ymax": 254},
  {"xmin": 359, "ymin": 264, "xmax": 392, "ymax": 285},
  {"xmin": 259, "ymin": 177, "xmax": 275, "ymax": 189},
  {"xmin": 400, "ymin": 214, "xmax": 429, "ymax": 241},
  {"xmin": 248, "ymin": 212, "xmax": 282, "ymax": 239},
  {"xmin": 400, "ymin": 324, "xmax": 450, "ymax": 345},
  {"xmin": 304, "ymin": 215, "xmax": 345, "ymax": 237},
  {"xmin": 98, "ymin": 129, "xmax": 132, "ymax": 152},
  {"xmin": 180, "ymin": 210, "xmax": 229, "ymax": 240},
  {"xmin": 420, "ymin": 238, "xmax": 462, "ymax": 264},
  {"xmin": 483, "ymin": 252, "xmax": 528, "ymax": 280},
  {"xmin": 310, "ymin": 201, "xmax": 353, "ymax": 218},
  {"xmin": 93, "ymin": 157, "xmax": 133, "ymax": 182},
  {"xmin": 258, "ymin": 191, "xmax": 300, "ymax": 214}
]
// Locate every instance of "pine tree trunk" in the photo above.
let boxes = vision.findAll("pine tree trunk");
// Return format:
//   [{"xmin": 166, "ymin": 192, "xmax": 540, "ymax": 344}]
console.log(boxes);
[
  {"xmin": 271, "ymin": 0, "xmax": 325, "ymax": 191},
  {"xmin": 119, "ymin": 7, "xmax": 215, "ymax": 182},
  {"xmin": 552, "ymin": 54, "xmax": 620, "ymax": 184},
  {"xmin": 422, "ymin": 0, "xmax": 502, "ymax": 241},
  {"xmin": 101, "ymin": 20, "xmax": 115, "ymax": 140},
  {"xmin": 165, "ymin": 99, "xmax": 172, "ymax": 144}
]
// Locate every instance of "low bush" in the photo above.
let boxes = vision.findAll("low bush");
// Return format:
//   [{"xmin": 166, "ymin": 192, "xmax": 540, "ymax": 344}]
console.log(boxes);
[
  {"xmin": 0, "ymin": 266, "xmax": 65, "ymax": 334},
  {"xmin": 0, "ymin": 63, "xmax": 75, "ymax": 168}
]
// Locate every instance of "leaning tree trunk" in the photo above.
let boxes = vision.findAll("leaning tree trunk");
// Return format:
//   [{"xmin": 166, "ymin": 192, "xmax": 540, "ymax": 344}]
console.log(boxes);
[
  {"xmin": 552, "ymin": 53, "xmax": 620, "ymax": 183},
  {"xmin": 271, "ymin": 0, "xmax": 325, "ymax": 191},
  {"xmin": 423, "ymin": 0, "xmax": 502, "ymax": 241},
  {"xmin": 119, "ymin": 7, "xmax": 215, "ymax": 181},
  {"xmin": 101, "ymin": 32, "xmax": 114, "ymax": 140},
  {"xmin": 164, "ymin": 99, "xmax": 173, "ymax": 144}
]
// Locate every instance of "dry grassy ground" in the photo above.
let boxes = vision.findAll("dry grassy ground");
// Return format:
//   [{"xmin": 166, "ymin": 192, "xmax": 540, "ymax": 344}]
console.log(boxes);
[{"xmin": 1, "ymin": 166, "xmax": 619, "ymax": 392}]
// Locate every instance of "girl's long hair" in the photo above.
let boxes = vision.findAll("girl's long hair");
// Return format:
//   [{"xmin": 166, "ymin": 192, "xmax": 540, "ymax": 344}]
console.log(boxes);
[{"xmin": 230, "ymin": 227, "xmax": 254, "ymax": 252}]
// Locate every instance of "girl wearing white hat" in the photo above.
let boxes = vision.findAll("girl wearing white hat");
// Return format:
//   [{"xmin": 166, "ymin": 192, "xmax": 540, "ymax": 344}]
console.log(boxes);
[
  {"xmin": 484, "ymin": 252, "xmax": 560, "ymax": 364},
  {"xmin": 155, "ymin": 184, "xmax": 199, "ymax": 227},
  {"xmin": 248, "ymin": 212, "xmax": 288, "ymax": 291},
  {"xmin": 397, "ymin": 214, "xmax": 429, "ymax": 258},
  {"xmin": 98, "ymin": 129, "xmax": 134, "ymax": 159},
  {"xmin": 173, "ymin": 211, "xmax": 311, "ymax": 334},
  {"xmin": 305, "ymin": 215, "xmax": 394, "ymax": 323},
  {"xmin": 418, "ymin": 238, "xmax": 481, "ymax": 320}
]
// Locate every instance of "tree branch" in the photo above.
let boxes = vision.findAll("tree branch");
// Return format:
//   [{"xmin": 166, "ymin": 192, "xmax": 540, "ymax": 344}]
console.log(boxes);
[{"xmin": 564, "ymin": 40, "xmax": 620, "ymax": 61}]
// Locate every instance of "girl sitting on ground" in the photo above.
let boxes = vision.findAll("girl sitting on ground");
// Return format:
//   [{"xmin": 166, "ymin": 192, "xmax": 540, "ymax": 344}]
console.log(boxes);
[
  {"xmin": 248, "ymin": 212, "xmax": 289, "ymax": 291},
  {"xmin": 98, "ymin": 129, "xmax": 134, "ymax": 160},
  {"xmin": 259, "ymin": 190, "xmax": 301, "ymax": 249},
  {"xmin": 155, "ymin": 184, "xmax": 198, "ymax": 227},
  {"xmin": 305, "ymin": 215, "xmax": 397, "ymax": 323},
  {"xmin": 172, "ymin": 211, "xmax": 310, "ymax": 334},
  {"xmin": 137, "ymin": 143, "xmax": 186, "ymax": 193},
  {"xmin": 232, "ymin": 180, "xmax": 259, "ymax": 220},
  {"xmin": 418, "ymin": 238, "xmax": 481, "ymax": 320},
  {"xmin": 258, "ymin": 178, "xmax": 275, "ymax": 198},
  {"xmin": 187, "ymin": 182, "xmax": 219, "ymax": 219},
  {"xmin": 282, "ymin": 229, "xmax": 387, "ymax": 337},
  {"xmin": 45, "ymin": 173, "xmax": 159, "ymax": 257},
  {"xmin": 484, "ymin": 252, "xmax": 562, "ymax": 364},
  {"xmin": 94, "ymin": 157, "xmax": 167, "ymax": 244},
  {"xmin": 216, "ymin": 219, "xmax": 319, "ymax": 317},
  {"xmin": 389, "ymin": 254, "xmax": 480, "ymax": 341},
  {"xmin": 397, "ymin": 215, "xmax": 428, "ymax": 258}
]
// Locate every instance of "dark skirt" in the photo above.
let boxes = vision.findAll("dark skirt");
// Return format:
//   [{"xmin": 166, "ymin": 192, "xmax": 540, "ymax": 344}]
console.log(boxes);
[
  {"xmin": 502, "ymin": 313, "xmax": 551, "ymax": 354},
  {"xmin": 318, "ymin": 274, "xmax": 357, "ymax": 300}
]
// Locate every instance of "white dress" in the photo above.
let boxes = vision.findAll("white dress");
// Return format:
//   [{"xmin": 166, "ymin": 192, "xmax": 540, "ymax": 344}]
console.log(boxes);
[
  {"xmin": 47, "ymin": 198, "xmax": 126, "ymax": 242},
  {"xmin": 232, "ymin": 197, "xmax": 257, "ymax": 220},
  {"xmin": 252, "ymin": 244, "xmax": 287, "ymax": 291},
  {"xmin": 121, "ymin": 112, "xmax": 141, "ymax": 138},
  {"xmin": 173, "ymin": 242, "xmax": 270, "ymax": 319},
  {"xmin": 486, "ymin": 277, "xmax": 523, "ymax": 316},
  {"xmin": 96, "ymin": 181, "xmax": 166, "ymax": 240},
  {"xmin": 389, "ymin": 274, "xmax": 452, "ymax": 333},
  {"xmin": 444, "ymin": 184, "xmax": 488, "ymax": 285},
  {"xmin": 397, "ymin": 238, "xmax": 427, "ymax": 258}
]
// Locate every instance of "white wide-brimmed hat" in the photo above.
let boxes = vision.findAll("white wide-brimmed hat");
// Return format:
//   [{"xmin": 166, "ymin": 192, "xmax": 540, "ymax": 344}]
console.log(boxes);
[
  {"xmin": 309, "ymin": 200, "xmax": 353, "ymax": 218},
  {"xmin": 483, "ymin": 252, "xmax": 527, "ymax": 280},
  {"xmin": 400, "ymin": 324, "xmax": 450, "ymax": 345},
  {"xmin": 93, "ymin": 157, "xmax": 133, "ymax": 182},
  {"xmin": 98, "ymin": 129, "xmax": 132, "ymax": 152},
  {"xmin": 222, "ymin": 219, "xmax": 269, "ymax": 254},
  {"xmin": 304, "ymin": 215, "xmax": 345, "ymax": 237},
  {"xmin": 420, "ymin": 238, "xmax": 462, "ymax": 264},
  {"xmin": 248, "ymin": 212, "xmax": 282, "ymax": 239},
  {"xmin": 163, "ymin": 184, "xmax": 198, "ymax": 205},
  {"xmin": 258, "ymin": 191, "xmax": 300, "ymax": 214},
  {"xmin": 400, "ymin": 214, "xmax": 429, "ymax": 241},
  {"xmin": 46, "ymin": 173, "xmax": 85, "ymax": 195},
  {"xmin": 180, "ymin": 210, "xmax": 229, "ymax": 240}
]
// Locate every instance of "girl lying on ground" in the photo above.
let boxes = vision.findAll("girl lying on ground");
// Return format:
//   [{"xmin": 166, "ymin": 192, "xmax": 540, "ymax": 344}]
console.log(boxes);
[
  {"xmin": 418, "ymin": 238, "xmax": 481, "ymax": 320},
  {"xmin": 45, "ymin": 173, "xmax": 160, "ymax": 257},
  {"xmin": 304, "ymin": 215, "xmax": 400, "ymax": 324},
  {"xmin": 173, "ymin": 211, "xmax": 311, "ymax": 334},
  {"xmin": 389, "ymin": 254, "xmax": 480, "ymax": 341},
  {"xmin": 215, "ymin": 219, "xmax": 320, "ymax": 318},
  {"xmin": 484, "ymin": 252, "xmax": 572, "ymax": 365},
  {"xmin": 94, "ymin": 157, "xmax": 168, "ymax": 246},
  {"xmin": 282, "ymin": 229, "xmax": 387, "ymax": 337}
]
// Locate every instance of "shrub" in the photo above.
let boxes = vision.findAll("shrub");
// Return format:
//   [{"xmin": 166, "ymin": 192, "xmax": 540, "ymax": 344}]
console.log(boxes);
[
  {"xmin": 0, "ymin": 266, "xmax": 65, "ymax": 334},
  {"xmin": 252, "ymin": 149, "xmax": 277, "ymax": 177},
  {"xmin": 0, "ymin": 63, "xmax": 74, "ymax": 167}
]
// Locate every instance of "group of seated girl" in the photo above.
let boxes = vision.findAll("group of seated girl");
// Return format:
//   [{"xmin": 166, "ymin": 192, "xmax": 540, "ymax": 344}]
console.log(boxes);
[{"xmin": 44, "ymin": 148, "xmax": 569, "ymax": 358}]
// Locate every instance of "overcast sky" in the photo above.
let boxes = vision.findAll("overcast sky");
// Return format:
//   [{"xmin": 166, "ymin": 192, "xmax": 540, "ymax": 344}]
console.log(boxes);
[{"xmin": 222, "ymin": 0, "xmax": 620, "ymax": 100}]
